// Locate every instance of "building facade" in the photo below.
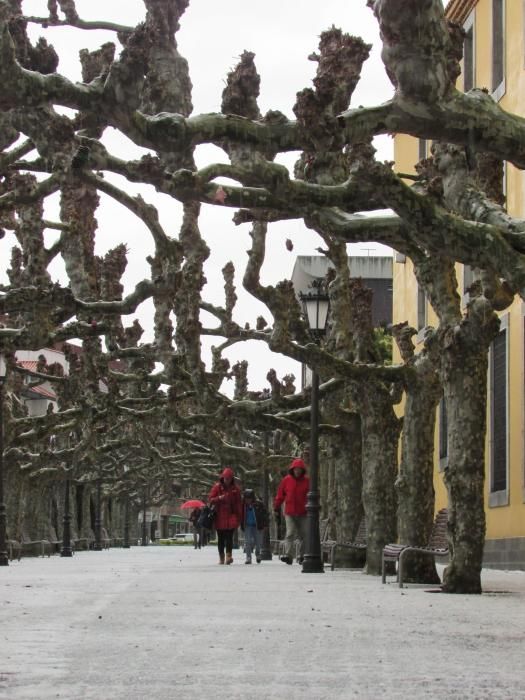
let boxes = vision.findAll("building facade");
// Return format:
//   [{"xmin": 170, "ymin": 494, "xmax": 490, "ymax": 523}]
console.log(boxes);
[
  {"xmin": 291, "ymin": 254, "xmax": 393, "ymax": 387},
  {"xmin": 393, "ymin": 0, "xmax": 525, "ymax": 568}
]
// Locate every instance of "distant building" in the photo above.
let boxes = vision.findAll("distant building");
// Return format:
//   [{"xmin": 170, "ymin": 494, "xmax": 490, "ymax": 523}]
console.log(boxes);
[
  {"xmin": 14, "ymin": 346, "xmax": 71, "ymax": 416},
  {"xmin": 291, "ymin": 255, "xmax": 393, "ymax": 328},
  {"xmin": 291, "ymin": 255, "xmax": 393, "ymax": 388},
  {"xmin": 13, "ymin": 343, "xmax": 114, "ymax": 417}
]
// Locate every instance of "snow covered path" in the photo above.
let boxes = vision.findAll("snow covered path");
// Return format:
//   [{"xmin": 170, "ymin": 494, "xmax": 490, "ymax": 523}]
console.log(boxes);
[{"xmin": 1, "ymin": 545, "xmax": 524, "ymax": 699}]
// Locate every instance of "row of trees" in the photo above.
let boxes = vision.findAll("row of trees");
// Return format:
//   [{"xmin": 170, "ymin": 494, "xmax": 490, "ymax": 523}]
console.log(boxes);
[{"xmin": 1, "ymin": 0, "xmax": 524, "ymax": 592}]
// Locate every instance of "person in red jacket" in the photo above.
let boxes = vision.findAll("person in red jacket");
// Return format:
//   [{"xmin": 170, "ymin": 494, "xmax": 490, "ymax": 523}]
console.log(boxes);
[
  {"xmin": 273, "ymin": 457, "xmax": 310, "ymax": 565},
  {"xmin": 209, "ymin": 467, "xmax": 242, "ymax": 565}
]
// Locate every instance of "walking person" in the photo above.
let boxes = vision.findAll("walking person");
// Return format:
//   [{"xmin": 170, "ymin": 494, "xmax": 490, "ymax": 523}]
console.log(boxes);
[
  {"xmin": 241, "ymin": 489, "xmax": 269, "ymax": 564},
  {"xmin": 209, "ymin": 467, "xmax": 242, "ymax": 565},
  {"xmin": 273, "ymin": 458, "xmax": 309, "ymax": 565},
  {"xmin": 188, "ymin": 506, "xmax": 202, "ymax": 549}
]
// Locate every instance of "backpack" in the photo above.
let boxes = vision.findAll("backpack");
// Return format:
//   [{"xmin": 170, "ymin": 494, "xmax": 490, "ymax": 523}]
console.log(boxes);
[{"xmin": 197, "ymin": 505, "xmax": 216, "ymax": 530}]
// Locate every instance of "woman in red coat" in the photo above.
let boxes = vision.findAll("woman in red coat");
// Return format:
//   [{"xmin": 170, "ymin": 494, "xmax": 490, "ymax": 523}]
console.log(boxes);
[{"xmin": 209, "ymin": 467, "xmax": 242, "ymax": 564}]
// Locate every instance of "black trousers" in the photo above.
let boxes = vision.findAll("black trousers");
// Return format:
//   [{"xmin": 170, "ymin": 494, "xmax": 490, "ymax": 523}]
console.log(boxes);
[{"xmin": 217, "ymin": 529, "xmax": 234, "ymax": 556}]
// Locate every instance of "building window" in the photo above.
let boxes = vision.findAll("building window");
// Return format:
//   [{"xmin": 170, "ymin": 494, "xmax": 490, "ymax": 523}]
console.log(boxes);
[
  {"xmin": 489, "ymin": 316, "xmax": 509, "ymax": 506},
  {"xmin": 438, "ymin": 397, "xmax": 448, "ymax": 470},
  {"xmin": 463, "ymin": 12, "xmax": 475, "ymax": 92},
  {"xmin": 417, "ymin": 283, "xmax": 427, "ymax": 331},
  {"xmin": 492, "ymin": 0, "xmax": 505, "ymax": 100}
]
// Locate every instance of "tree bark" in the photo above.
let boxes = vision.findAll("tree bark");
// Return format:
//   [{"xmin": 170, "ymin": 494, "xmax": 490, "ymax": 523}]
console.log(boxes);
[
  {"xmin": 321, "ymin": 389, "xmax": 363, "ymax": 546},
  {"xmin": 440, "ymin": 299, "xmax": 500, "ymax": 593},
  {"xmin": 397, "ymin": 367, "xmax": 442, "ymax": 583},
  {"xmin": 394, "ymin": 322, "xmax": 442, "ymax": 584},
  {"xmin": 359, "ymin": 397, "xmax": 401, "ymax": 575}
]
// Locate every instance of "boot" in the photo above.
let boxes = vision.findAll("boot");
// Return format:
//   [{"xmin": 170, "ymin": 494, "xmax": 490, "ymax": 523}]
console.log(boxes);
[
  {"xmin": 225, "ymin": 553, "xmax": 233, "ymax": 565},
  {"xmin": 219, "ymin": 553, "xmax": 225, "ymax": 565}
]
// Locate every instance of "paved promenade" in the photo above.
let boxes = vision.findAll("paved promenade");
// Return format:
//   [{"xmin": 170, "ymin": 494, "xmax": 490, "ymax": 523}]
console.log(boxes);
[{"xmin": 1, "ymin": 545, "xmax": 524, "ymax": 699}]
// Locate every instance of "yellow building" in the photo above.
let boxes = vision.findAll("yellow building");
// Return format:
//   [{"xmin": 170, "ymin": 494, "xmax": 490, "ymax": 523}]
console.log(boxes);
[{"xmin": 393, "ymin": 0, "xmax": 525, "ymax": 569}]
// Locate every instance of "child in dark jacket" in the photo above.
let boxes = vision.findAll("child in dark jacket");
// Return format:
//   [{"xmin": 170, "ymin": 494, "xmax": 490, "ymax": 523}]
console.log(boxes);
[{"xmin": 240, "ymin": 489, "xmax": 269, "ymax": 564}]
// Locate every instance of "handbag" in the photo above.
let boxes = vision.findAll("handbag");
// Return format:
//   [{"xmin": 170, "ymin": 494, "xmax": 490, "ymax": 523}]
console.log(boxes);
[{"xmin": 197, "ymin": 505, "xmax": 216, "ymax": 530}]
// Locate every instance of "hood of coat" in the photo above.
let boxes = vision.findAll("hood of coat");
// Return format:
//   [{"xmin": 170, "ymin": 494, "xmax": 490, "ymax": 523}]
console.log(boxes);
[
  {"xmin": 288, "ymin": 458, "xmax": 307, "ymax": 477},
  {"xmin": 220, "ymin": 467, "xmax": 235, "ymax": 484}
]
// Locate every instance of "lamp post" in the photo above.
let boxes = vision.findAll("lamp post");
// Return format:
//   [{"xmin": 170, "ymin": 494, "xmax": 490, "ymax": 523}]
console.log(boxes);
[
  {"xmin": 61, "ymin": 478, "xmax": 73, "ymax": 557},
  {"xmin": 122, "ymin": 464, "xmax": 130, "ymax": 548},
  {"xmin": 123, "ymin": 496, "xmax": 130, "ymax": 548},
  {"xmin": 260, "ymin": 432, "xmax": 272, "ymax": 561},
  {"xmin": 93, "ymin": 477, "xmax": 103, "ymax": 551},
  {"xmin": 141, "ymin": 486, "xmax": 148, "ymax": 546},
  {"xmin": 0, "ymin": 355, "xmax": 9, "ymax": 566},
  {"xmin": 59, "ymin": 432, "xmax": 73, "ymax": 557},
  {"xmin": 299, "ymin": 280, "xmax": 330, "ymax": 574}
]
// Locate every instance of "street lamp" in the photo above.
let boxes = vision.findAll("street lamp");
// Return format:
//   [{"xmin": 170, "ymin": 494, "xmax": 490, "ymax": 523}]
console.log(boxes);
[
  {"xmin": 141, "ymin": 486, "xmax": 148, "ymax": 546},
  {"xmin": 299, "ymin": 280, "xmax": 330, "ymax": 574},
  {"xmin": 123, "ymin": 496, "xmax": 130, "ymax": 548},
  {"xmin": 0, "ymin": 354, "xmax": 8, "ymax": 566},
  {"xmin": 58, "ymin": 432, "xmax": 73, "ymax": 557},
  {"xmin": 92, "ymin": 477, "xmax": 103, "ymax": 551},
  {"xmin": 260, "ymin": 432, "xmax": 272, "ymax": 561},
  {"xmin": 61, "ymin": 476, "xmax": 73, "ymax": 557},
  {"xmin": 122, "ymin": 465, "xmax": 130, "ymax": 548}
]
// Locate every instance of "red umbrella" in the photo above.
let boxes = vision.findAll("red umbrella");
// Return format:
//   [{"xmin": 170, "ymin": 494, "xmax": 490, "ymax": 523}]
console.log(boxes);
[{"xmin": 180, "ymin": 499, "xmax": 205, "ymax": 510}]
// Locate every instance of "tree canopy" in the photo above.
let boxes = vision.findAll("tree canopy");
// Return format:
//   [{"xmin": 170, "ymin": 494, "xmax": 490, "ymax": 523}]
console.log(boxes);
[{"xmin": 1, "ymin": 0, "xmax": 524, "ymax": 592}]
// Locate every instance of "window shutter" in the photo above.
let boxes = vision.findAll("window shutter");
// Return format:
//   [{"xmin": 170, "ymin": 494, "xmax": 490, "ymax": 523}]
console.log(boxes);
[
  {"xmin": 439, "ymin": 397, "xmax": 448, "ymax": 460},
  {"xmin": 492, "ymin": 0, "xmax": 504, "ymax": 93},
  {"xmin": 491, "ymin": 329, "xmax": 507, "ymax": 492}
]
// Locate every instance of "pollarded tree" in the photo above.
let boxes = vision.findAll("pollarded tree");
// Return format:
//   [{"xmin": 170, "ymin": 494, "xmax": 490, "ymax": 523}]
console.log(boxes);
[{"xmin": 3, "ymin": 0, "xmax": 525, "ymax": 593}]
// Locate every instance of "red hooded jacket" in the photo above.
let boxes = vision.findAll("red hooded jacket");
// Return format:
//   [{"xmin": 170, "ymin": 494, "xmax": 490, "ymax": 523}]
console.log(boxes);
[
  {"xmin": 273, "ymin": 459, "xmax": 309, "ymax": 517},
  {"xmin": 209, "ymin": 467, "xmax": 242, "ymax": 530}
]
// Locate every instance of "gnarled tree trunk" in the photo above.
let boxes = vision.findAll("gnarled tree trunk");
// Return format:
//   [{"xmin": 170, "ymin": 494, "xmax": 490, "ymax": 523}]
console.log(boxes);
[
  {"xmin": 440, "ymin": 298, "xmax": 500, "ymax": 593},
  {"xmin": 394, "ymin": 322, "xmax": 442, "ymax": 584},
  {"xmin": 359, "ymin": 396, "xmax": 401, "ymax": 575}
]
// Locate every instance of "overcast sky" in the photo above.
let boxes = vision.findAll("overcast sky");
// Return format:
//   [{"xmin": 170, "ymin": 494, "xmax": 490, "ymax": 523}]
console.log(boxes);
[{"xmin": 3, "ymin": 0, "xmax": 396, "ymax": 394}]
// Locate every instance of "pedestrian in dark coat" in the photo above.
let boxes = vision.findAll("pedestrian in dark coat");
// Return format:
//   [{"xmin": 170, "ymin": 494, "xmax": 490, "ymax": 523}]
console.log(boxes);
[
  {"xmin": 188, "ymin": 507, "xmax": 202, "ymax": 549},
  {"xmin": 209, "ymin": 467, "xmax": 242, "ymax": 564},
  {"xmin": 273, "ymin": 458, "xmax": 309, "ymax": 564},
  {"xmin": 240, "ymin": 489, "xmax": 269, "ymax": 564}
]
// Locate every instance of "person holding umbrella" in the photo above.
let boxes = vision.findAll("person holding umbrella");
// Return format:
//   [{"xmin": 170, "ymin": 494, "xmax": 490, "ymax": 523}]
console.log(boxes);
[
  {"xmin": 189, "ymin": 506, "xmax": 203, "ymax": 549},
  {"xmin": 209, "ymin": 467, "xmax": 242, "ymax": 565},
  {"xmin": 180, "ymin": 499, "xmax": 205, "ymax": 549}
]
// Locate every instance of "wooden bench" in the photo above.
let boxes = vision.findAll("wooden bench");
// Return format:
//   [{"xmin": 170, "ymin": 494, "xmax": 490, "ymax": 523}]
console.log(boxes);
[
  {"xmin": 102, "ymin": 527, "xmax": 118, "ymax": 548},
  {"xmin": 7, "ymin": 534, "xmax": 22, "ymax": 561},
  {"xmin": 47, "ymin": 526, "xmax": 62, "ymax": 554},
  {"xmin": 88, "ymin": 528, "xmax": 110, "ymax": 549},
  {"xmin": 322, "ymin": 518, "xmax": 367, "ymax": 571},
  {"xmin": 20, "ymin": 531, "xmax": 52, "ymax": 558},
  {"xmin": 382, "ymin": 508, "xmax": 449, "ymax": 588},
  {"xmin": 71, "ymin": 529, "xmax": 91, "ymax": 551},
  {"xmin": 107, "ymin": 529, "xmax": 124, "ymax": 547}
]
